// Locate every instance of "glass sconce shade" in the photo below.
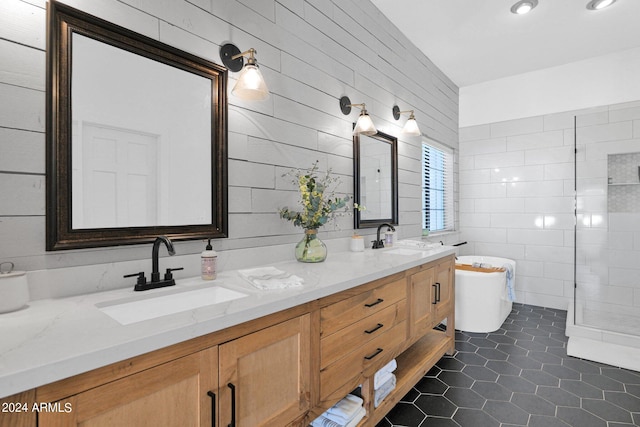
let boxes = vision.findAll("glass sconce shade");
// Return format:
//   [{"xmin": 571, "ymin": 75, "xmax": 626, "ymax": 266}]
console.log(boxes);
[
  {"xmin": 232, "ymin": 63, "xmax": 269, "ymax": 101},
  {"xmin": 402, "ymin": 116, "xmax": 421, "ymax": 136},
  {"xmin": 220, "ymin": 43, "xmax": 269, "ymax": 101},
  {"xmin": 353, "ymin": 111, "xmax": 377, "ymax": 136},
  {"xmin": 393, "ymin": 105, "xmax": 420, "ymax": 136}
]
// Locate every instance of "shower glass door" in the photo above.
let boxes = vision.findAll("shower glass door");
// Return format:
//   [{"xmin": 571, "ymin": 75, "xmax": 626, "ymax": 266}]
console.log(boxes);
[{"xmin": 574, "ymin": 113, "xmax": 640, "ymax": 337}]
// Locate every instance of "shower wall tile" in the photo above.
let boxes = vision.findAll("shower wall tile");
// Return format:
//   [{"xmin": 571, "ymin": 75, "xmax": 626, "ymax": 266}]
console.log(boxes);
[
  {"xmin": 577, "ymin": 121, "xmax": 633, "ymax": 144},
  {"xmin": 459, "ymin": 137, "xmax": 506, "ymax": 155},
  {"xmin": 492, "ymin": 165, "xmax": 544, "ymax": 182},
  {"xmin": 490, "ymin": 116, "xmax": 543, "ymax": 138},
  {"xmin": 475, "ymin": 197, "xmax": 525, "ymax": 213},
  {"xmin": 507, "ymin": 130, "xmax": 564, "ymax": 151},
  {"xmin": 459, "ymin": 124, "xmax": 490, "ymax": 142},
  {"xmin": 507, "ymin": 229, "xmax": 564, "ymax": 246},
  {"xmin": 461, "ymin": 101, "xmax": 640, "ymax": 312},
  {"xmin": 609, "ymin": 105, "xmax": 640, "ymax": 122}
]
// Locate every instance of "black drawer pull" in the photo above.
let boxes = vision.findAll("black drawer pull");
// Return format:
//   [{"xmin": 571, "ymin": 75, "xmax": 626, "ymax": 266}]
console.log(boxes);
[
  {"xmin": 364, "ymin": 323, "xmax": 384, "ymax": 334},
  {"xmin": 364, "ymin": 348, "xmax": 383, "ymax": 360},
  {"xmin": 207, "ymin": 391, "xmax": 216, "ymax": 427},
  {"xmin": 432, "ymin": 284, "xmax": 438, "ymax": 304},
  {"xmin": 364, "ymin": 298, "xmax": 384, "ymax": 308},
  {"xmin": 436, "ymin": 282, "xmax": 441, "ymax": 302},
  {"xmin": 227, "ymin": 383, "xmax": 236, "ymax": 427}
]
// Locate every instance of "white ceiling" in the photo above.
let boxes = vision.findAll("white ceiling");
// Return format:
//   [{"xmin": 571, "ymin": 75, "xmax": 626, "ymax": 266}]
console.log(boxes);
[{"xmin": 371, "ymin": 0, "xmax": 640, "ymax": 87}]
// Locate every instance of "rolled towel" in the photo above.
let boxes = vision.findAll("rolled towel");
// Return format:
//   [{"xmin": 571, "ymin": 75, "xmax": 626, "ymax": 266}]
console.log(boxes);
[
  {"xmin": 238, "ymin": 266, "xmax": 304, "ymax": 290},
  {"xmin": 374, "ymin": 359, "xmax": 397, "ymax": 389},
  {"xmin": 324, "ymin": 394, "xmax": 363, "ymax": 425},
  {"xmin": 374, "ymin": 373, "xmax": 397, "ymax": 408}
]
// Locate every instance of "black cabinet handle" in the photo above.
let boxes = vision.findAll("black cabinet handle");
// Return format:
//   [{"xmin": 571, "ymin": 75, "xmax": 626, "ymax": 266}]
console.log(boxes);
[
  {"xmin": 364, "ymin": 347, "xmax": 383, "ymax": 360},
  {"xmin": 432, "ymin": 284, "xmax": 438, "ymax": 304},
  {"xmin": 364, "ymin": 298, "xmax": 384, "ymax": 308},
  {"xmin": 227, "ymin": 383, "xmax": 236, "ymax": 427},
  {"xmin": 364, "ymin": 323, "xmax": 384, "ymax": 334},
  {"xmin": 436, "ymin": 282, "xmax": 441, "ymax": 302},
  {"xmin": 207, "ymin": 391, "xmax": 216, "ymax": 427}
]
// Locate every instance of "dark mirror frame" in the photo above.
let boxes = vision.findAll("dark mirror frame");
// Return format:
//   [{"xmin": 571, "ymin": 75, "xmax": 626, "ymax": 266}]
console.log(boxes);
[
  {"xmin": 46, "ymin": 1, "xmax": 228, "ymax": 250},
  {"xmin": 353, "ymin": 130, "xmax": 399, "ymax": 229}
]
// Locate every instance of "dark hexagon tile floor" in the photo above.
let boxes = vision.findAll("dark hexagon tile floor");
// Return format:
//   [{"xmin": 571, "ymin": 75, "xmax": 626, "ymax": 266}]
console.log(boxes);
[{"xmin": 376, "ymin": 303, "xmax": 640, "ymax": 427}]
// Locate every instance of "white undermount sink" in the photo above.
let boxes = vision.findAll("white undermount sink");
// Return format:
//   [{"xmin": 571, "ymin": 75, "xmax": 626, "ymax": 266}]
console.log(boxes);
[
  {"xmin": 382, "ymin": 248, "xmax": 425, "ymax": 256},
  {"xmin": 98, "ymin": 285, "xmax": 248, "ymax": 325}
]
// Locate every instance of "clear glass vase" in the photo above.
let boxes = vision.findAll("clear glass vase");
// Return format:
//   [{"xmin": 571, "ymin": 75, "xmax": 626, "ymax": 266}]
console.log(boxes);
[{"xmin": 295, "ymin": 229, "xmax": 327, "ymax": 263}]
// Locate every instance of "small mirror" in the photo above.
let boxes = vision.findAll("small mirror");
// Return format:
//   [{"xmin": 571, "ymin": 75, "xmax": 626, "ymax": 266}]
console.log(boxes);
[
  {"xmin": 353, "ymin": 130, "xmax": 398, "ymax": 229},
  {"xmin": 47, "ymin": 1, "xmax": 227, "ymax": 250}
]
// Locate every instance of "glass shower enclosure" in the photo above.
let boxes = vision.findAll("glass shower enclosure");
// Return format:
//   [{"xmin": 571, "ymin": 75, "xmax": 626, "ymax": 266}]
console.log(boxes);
[{"xmin": 572, "ymin": 111, "xmax": 640, "ymax": 369}]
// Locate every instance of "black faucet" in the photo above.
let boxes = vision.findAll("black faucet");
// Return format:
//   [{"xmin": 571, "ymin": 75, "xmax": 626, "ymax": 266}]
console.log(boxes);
[
  {"xmin": 372, "ymin": 223, "xmax": 396, "ymax": 249},
  {"xmin": 124, "ymin": 236, "xmax": 183, "ymax": 291}
]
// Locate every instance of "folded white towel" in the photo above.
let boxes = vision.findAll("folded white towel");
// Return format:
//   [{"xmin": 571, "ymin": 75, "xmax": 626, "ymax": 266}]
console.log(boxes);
[
  {"xmin": 374, "ymin": 358, "xmax": 397, "ymax": 389},
  {"xmin": 374, "ymin": 373, "xmax": 397, "ymax": 408},
  {"xmin": 238, "ymin": 266, "xmax": 304, "ymax": 290},
  {"xmin": 310, "ymin": 406, "xmax": 366, "ymax": 427},
  {"xmin": 324, "ymin": 394, "xmax": 363, "ymax": 425}
]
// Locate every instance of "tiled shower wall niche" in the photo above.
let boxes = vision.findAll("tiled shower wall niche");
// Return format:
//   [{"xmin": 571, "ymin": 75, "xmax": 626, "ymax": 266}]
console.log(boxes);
[{"xmin": 608, "ymin": 152, "xmax": 640, "ymax": 213}]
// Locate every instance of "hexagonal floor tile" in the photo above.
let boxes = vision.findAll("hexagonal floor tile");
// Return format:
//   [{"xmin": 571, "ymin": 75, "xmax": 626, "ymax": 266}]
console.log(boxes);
[
  {"xmin": 444, "ymin": 387, "xmax": 486, "ymax": 409},
  {"xmin": 376, "ymin": 303, "xmax": 640, "ymax": 427}
]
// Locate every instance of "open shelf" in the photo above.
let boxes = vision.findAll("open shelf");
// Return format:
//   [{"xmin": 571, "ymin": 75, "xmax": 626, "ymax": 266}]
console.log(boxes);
[{"xmin": 365, "ymin": 329, "xmax": 452, "ymax": 426}]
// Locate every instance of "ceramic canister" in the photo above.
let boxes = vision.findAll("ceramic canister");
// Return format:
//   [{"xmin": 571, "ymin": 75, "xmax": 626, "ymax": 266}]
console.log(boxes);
[{"xmin": 0, "ymin": 262, "xmax": 30, "ymax": 313}]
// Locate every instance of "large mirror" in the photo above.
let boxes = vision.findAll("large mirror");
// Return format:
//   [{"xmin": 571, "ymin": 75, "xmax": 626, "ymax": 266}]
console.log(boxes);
[
  {"xmin": 353, "ymin": 130, "xmax": 398, "ymax": 229},
  {"xmin": 46, "ymin": 1, "xmax": 227, "ymax": 250}
]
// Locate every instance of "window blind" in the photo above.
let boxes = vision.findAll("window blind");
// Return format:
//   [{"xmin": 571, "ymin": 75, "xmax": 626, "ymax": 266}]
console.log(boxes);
[{"xmin": 422, "ymin": 142, "xmax": 453, "ymax": 232}]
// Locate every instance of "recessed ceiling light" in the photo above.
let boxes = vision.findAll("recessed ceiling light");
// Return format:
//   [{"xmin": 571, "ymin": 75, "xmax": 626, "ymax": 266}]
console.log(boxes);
[
  {"xmin": 586, "ymin": 0, "xmax": 616, "ymax": 10},
  {"xmin": 510, "ymin": 0, "xmax": 539, "ymax": 15}
]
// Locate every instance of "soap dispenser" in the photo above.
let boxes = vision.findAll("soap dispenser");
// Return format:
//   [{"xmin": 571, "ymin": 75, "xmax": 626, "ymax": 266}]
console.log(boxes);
[{"xmin": 201, "ymin": 239, "xmax": 217, "ymax": 280}]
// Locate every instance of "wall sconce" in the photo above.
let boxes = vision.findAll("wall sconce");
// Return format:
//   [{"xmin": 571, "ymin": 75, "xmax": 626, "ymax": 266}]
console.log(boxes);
[
  {"xmin": 339, "ymin": 96, "xmax": 377, "ymax": 136},
  {"xmin": 220, "ymin": 43, "xmax": 269, "ymax": 101},
  {"xmin": 392, "ymin": 105, "xmax": 421, "ymax": 136}
]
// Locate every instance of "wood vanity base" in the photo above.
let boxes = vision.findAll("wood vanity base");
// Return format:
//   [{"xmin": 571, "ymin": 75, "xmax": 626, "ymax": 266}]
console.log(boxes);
[{"xmin": 0, "ymin": 254, "xmax": 455, "ymax": 427}]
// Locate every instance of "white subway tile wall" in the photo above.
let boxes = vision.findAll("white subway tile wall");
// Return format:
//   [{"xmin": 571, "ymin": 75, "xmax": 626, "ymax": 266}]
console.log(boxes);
[{"xmin": 460, "ymin": 101, "xmax": 640, "ymax": 316}]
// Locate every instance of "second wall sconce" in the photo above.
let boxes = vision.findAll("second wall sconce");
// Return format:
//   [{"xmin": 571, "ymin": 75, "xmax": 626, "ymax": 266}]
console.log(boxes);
[
  {"xmin": 392, "ymin": 105, "xmax": 421, "ymax": 136},
  {"xmin": 220, "ymin": 43, "xmax": 269, "ymax": 101},
  {"xmin": 339, "ymin": 96, "xmax": 377, "ymax": 136}
]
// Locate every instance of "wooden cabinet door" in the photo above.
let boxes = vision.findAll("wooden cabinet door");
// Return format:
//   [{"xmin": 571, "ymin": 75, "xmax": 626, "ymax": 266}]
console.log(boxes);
[
  {"xmin": 434, "ymin": 259, "xmax": 454, "ymax": 322},
  {"xmin": 409, "ymin": 267, "xmax": 436, "ymax": 338},
  {"xmin": 219, "ymin": 315, "xmax": 311, "ymax": 427},
  {"xmin": 38, "ymin": 347, "xmax": 217, "ymax": 427}
]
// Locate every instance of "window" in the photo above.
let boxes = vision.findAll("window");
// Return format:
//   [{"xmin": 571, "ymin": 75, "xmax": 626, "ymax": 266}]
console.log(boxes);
[{"xmin": 422, "ymin": 141, "xmax": 454, "ymax": 232}]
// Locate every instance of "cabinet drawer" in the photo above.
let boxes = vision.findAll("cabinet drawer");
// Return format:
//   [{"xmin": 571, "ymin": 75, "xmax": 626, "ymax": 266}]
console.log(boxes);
[
  {"xmin": 321, "ymin": 278, "xmax": 407, "ymax": 337},
  {"xmin": 321, "ymin": 300, "xmax": 406, "ymax": 369},
  {"xmin": 320, "ymin": 320, "xmax": 407, "ymax": 400}
]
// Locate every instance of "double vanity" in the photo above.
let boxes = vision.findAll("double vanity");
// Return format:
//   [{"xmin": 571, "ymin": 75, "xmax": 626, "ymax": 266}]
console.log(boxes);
[{"xmin": 0, "ymin": 245, "xmax": 455, "ymax": 426}]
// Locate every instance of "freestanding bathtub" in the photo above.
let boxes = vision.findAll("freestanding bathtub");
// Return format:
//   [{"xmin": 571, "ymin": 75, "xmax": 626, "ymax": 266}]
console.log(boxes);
[{"xmin": 455, "ymin": 256, "xmax": 516, "ymax": 333}]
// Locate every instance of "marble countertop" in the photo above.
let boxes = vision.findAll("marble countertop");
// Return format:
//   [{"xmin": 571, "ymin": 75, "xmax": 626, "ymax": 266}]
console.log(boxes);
[{"xmin": 0, "ymin": 245, "xmax": 455, "ymax": 398}]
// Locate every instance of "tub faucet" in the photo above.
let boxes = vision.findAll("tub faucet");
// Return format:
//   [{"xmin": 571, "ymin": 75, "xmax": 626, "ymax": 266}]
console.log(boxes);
[{"xmin": 372, "ymin": 223, "xmax": 395, "ymax": 249}]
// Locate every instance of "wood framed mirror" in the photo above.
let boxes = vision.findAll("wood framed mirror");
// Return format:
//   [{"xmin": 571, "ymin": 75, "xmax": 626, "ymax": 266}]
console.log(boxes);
[
  {"xmin": 46, "ymin": 1, "xmax": 228, "ymax": 250},
  {"xmin": 353, "ymin": 130, "xmax": 399, "ymax": 229}
]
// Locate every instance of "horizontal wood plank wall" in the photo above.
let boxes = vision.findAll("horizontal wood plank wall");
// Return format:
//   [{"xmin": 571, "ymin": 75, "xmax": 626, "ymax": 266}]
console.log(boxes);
[{"xmin": 0, "ymin": 0, "xmax": 458, "ymax": 287}]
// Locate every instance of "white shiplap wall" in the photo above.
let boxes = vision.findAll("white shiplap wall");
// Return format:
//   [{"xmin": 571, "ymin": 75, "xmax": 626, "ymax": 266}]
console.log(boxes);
[{"xmin": 0, "ymin": 0, "xmax": 459, "ymax": 297}]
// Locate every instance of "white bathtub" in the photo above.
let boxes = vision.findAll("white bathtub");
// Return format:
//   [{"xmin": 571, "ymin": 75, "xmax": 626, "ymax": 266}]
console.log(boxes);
[{"xmin": 455, "ymin": 256, "xmax": 516, "ymax": 333}]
